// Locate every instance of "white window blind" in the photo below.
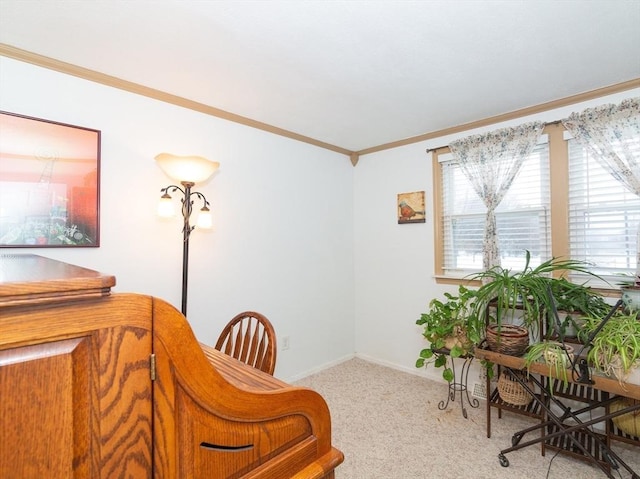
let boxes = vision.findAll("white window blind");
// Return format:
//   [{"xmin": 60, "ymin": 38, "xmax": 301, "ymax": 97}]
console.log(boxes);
[
  {"xmin": 568, "ymin": 138, "xmax": 640, "ymax": 282},
  {"xmin": 441, "ymin": 142, "xmax": 551, "ymax": 275}
]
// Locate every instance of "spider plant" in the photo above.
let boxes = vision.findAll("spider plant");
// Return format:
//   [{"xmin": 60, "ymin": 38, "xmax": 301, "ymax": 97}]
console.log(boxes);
[
  {"xmin": 468, "ymin": 251, "xmax": 602, "ymax": 341},
  {"xmin": 522, "ymin": 341, "xmax": 575, "ymax": 389},
  {"xmin": 584, "ymin": 312, "xmax": 640, "ymax": 383},
  {"xmin": 546, "ymin": 277, "xmax": 610, "ymax": 341}
]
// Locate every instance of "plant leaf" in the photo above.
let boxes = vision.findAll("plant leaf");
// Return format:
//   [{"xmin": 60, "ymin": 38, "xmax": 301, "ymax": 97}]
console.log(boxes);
[
  {"xmin": 420, "ymin": 349, "xmax": 433, "ymax": 359},
  {"xmin": 443, "ymin": 368, "xmax": 454, "ymax": 382},
  {"xmin": 434, "ymin": 354, "xmax": 447, "ymax": 368},
  {"xmin": 450, "ymin": 345, "xmax": 463, "ymax": 358}
]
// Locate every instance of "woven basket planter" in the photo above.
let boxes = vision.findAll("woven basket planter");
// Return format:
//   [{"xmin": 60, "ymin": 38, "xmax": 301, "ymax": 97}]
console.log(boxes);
[
  {"xmin": 486, "ymin": 324, "xmax": 529, "ymax": 357},
  {"xmin": 497, "ymin": 370, "xmax": 533, "ymax": 406},
  {"xmin": 611, "ymin": 398, "xmax": 640, "ymax": 438},
  {"xmin": 542, "ymin": 343, "xmax": 575, "ymax": 368}
]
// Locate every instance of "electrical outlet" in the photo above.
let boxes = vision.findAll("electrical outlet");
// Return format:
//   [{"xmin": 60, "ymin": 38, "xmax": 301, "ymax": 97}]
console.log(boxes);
[{"xmin": 282, "ymin": 336, "xmax": 290, "ymax": 350}]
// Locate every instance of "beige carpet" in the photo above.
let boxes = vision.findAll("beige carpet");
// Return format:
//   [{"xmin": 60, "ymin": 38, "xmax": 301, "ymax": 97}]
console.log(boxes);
[{"xmin": 295, "ymin": 358, "xmax": 639, "ymax": 479}]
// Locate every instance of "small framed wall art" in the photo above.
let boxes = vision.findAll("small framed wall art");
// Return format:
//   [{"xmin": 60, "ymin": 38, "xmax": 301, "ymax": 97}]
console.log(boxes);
[
  {"xmin": 0, "ymin": 111, "xmax": 101, "ymax": 247},
  {"xmin": 397, "ymin": 191, "xmax": 425, "ymax": 224}
]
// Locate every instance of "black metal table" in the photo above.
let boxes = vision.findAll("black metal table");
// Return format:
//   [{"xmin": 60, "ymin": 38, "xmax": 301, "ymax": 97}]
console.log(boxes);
[{"xmin": 475, "ymin": 347, "xmax": 640, "ymax": 479}]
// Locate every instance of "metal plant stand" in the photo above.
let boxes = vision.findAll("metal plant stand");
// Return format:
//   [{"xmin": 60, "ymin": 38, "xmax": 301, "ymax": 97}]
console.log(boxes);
[{"xmin": 437, "ymin": 351, "xmax": 479, "ymax": 418}]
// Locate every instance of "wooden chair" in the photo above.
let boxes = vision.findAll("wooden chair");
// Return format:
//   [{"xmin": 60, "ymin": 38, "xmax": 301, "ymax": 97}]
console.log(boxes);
[{"xmin": 214, "ymin": 311, "xmax": 277, "ymax": 375}]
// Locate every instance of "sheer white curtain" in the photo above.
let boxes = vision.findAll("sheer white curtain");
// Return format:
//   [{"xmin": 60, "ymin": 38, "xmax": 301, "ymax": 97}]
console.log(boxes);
[
  {"xmin": 562, "ymin": 97, "xmax": 640, "ymax": 283},
  {"xmin": 449, "ymin": 122, "xmax": 545, "ymax": 270},
  {"xmin": 562, "ymin": 97, "xmax": 640, "ymax": 194}
]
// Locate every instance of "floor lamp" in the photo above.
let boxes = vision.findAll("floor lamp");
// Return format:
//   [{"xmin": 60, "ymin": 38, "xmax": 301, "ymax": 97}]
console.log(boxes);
[{"xmin": 155, "ymin": 153, "xmax": 219, "ymax": 316}]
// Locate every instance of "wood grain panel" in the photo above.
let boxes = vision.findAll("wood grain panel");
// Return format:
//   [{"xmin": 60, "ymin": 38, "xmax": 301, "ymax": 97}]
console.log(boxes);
[
  {"xmin": 153, "ymin": 297, "xmax": 343, "ymax": 479},
  {"xmin": 98, "ymin": 325, "xmax": 153, "ymax": 478},
  {"xmin": 0, "ymin": 254, "xmax": 114, "ymax": 307},
  {"xmin": 0, "ymin": 337, "xmax": 94, "ymax": 478},
  {"xmin": 0, "ymin": 292, "xmax": 154, "ymax": 479},
  {"xmin": 0, "ymin": 294, "xmax": 152, "ymax": 349},
  {"xmin": 176, "ymin": 384, "xmax": 312, "ymax": 478}
]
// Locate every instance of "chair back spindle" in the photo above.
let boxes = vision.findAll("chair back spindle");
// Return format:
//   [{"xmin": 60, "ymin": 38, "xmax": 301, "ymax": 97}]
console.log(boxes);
[{"xmin": 215, "ymin": 311, "xmax": 277, "ymax": 375}]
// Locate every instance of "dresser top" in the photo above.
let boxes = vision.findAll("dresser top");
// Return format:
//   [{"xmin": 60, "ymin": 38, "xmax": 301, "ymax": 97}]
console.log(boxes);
[{"xmin": 0, "ymin": 254, "xmax": 115, "ymax": 307}]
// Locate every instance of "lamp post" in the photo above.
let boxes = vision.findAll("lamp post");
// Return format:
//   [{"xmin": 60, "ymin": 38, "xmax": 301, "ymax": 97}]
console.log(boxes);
[{"xmin": 155, "ymin": 153, "xmax": 219, "ymax": 316}]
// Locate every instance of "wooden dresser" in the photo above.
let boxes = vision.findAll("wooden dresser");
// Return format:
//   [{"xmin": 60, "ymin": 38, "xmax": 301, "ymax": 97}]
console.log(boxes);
[{"xmin": 0, "ymin": 254, "xmax": 343, "ymax": 478}]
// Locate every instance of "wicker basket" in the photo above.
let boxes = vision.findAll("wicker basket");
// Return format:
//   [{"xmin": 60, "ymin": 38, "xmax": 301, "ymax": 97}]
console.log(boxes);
[
  {"xmin": 543, "ymin": 343, "xmax": 575, "ymax": 366},
  {"xmin": 486, "ymin": 324, "xmax": 529, "ymax": 357},
  {"xmin": 611, "ymin": 398, "xmax": 640, "ymax": 438},
  {"xmin": 497, "ymin": 370, "xmax": 533, "ymax": 406}
]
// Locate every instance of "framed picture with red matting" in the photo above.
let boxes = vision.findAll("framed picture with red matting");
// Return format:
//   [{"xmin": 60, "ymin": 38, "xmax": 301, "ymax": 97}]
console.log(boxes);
[{"xmin": 0, "ymin": 111, "xmax": 101, "ymax": 247}]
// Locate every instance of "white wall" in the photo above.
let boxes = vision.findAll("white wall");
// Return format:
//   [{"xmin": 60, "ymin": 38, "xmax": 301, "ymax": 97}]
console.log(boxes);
[
  {"xmin": 0, "ymin": 57, "xmax": 356, "ymax": 381},
  {"xmin": 2, "ymin": 55, "xmax": 638, "ymax": 385},
  {"xmin": 353, "ymin": 87, "xmax": 640, "ymax": 383}
]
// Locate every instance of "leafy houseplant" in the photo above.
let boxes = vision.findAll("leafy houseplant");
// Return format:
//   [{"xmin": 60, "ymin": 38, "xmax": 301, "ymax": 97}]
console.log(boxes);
[
  {"xmin": 584, "ymin": 312, "xmax": 640, "ymax": 384},
  {"xmin": 415, "ymin": 285, "xmax": 483, "ymax": 382},
  {"xmin": 469, "ymin": 251, "xmax": 601, "ymax": 342}
]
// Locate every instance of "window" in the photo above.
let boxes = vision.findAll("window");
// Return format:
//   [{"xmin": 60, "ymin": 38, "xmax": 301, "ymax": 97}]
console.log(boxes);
[
  {"xmin": 435, "ymin": 125, "xmax": 640, "ymax": 287},
  {"xmin": 440, "ymin": 141, "xmax": 550, "ymax": 274},
  {"xmin": 568, "ymin": 137, "xmax": 640, "ymax": 283}
]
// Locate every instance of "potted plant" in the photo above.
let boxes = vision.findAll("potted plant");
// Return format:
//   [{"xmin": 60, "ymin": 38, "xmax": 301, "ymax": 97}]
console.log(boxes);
[
  {"xmin": 522, "ymin": 341, "xmax": 575, "ymax": 389},
  {"xmin": 546, "ymin": 277, "xmax": 610, "ymax": 342},
  {"xmin": 469, "ymin": 251, "xmax": 601, "ymax": 354},
  {"xmin": 584, "ymin": 311, "xmax": 640, "ymax": 384},
  {"xmin": 415, "ymin": 285, "xmax": 483, "ymax": 382},
  {"xmin": 621, "ymin": 285, "xmax": 640, "ymax": 313},
  {"xmin": 613, "ymin": 273, "xmax": 640, "ymax": 314}
]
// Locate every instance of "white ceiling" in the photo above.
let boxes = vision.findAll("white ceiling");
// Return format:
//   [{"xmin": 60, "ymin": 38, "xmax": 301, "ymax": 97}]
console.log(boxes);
[{"xmin": 1, "ymin": 0, "xmax": 639, "ymax": 153}]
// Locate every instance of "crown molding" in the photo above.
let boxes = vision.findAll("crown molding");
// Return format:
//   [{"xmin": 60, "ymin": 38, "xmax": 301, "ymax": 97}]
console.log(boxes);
[
  {"xmin": 0, "ymin": 43, "xmax": 353, "ymax": 158},
  {"xmin": 356, "ymin": 78, "xmax": 640, "ymax": 157},
  {"xmin": 2, "ymin": 43, "xmax": 638, "ymax": 166}
]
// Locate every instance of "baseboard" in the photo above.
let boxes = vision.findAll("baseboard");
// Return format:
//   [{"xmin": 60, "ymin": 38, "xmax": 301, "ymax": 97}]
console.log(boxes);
[
  {"xmin": 353, "ymin": 353, "xmax": 444, "ymax": 382},
  {"xmin": 286, "ymin": 353, "xmax": 356, "ymax": 383},
  {"xmin": 288, "ymin": 352, "xmax": 481, "ymax": 385}
]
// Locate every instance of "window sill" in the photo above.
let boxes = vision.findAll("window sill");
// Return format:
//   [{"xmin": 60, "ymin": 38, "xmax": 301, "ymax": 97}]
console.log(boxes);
[{"xmin": 433, "ymin": 274, "xmax": 624, "ymax": 298}]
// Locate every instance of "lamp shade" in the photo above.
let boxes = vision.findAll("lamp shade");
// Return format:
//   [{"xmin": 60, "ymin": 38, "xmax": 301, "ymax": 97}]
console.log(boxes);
[
  {"xmin": 157, "ymin": 193, "xmax": 176, "ymax": 217},
  {"xmin": 196, "ymin": 206, "xmax": 213, "ymax": 229},
  {"xmin": 155, "ymin": 153, "xmax": 219, "ymax": 183}
]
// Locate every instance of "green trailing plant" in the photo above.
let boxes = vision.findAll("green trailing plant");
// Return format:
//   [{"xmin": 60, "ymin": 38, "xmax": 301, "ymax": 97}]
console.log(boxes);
[
  {"xmin": 415, "ymin": 285, "xmax": 483, "ymax": 382},
  {"xmin": 522, "ymin": 341, "xmax": 574, "ymax": 390},
  {"xmin": 584, "ymin": 312, "xmax": 640, "ymax": 383},
  {"xmin": 468, "ymin": 251, "xmax": 603, "ymax": 341}
]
